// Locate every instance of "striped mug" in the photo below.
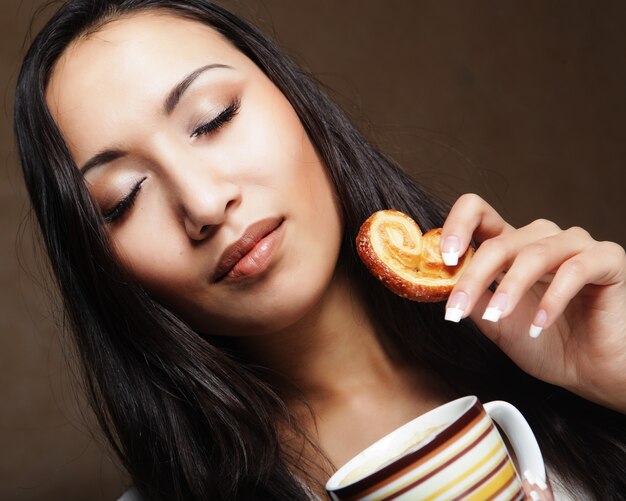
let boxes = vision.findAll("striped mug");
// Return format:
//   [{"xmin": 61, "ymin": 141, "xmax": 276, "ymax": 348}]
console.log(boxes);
[{"xmin": 325, "ymin": 395, "xmax": 545, "ymax": 500}]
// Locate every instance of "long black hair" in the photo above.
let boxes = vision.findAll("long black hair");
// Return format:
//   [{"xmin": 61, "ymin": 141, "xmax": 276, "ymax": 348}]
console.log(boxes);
[{"xmin": 14, "ymin": 1, "xmax": 626, "ymax": 499}]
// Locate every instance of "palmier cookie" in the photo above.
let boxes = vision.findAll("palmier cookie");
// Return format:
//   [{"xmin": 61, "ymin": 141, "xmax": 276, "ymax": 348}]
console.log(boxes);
[{"xmin": 356, "ymin": 209, "xmax": 474, "ymax": 302}]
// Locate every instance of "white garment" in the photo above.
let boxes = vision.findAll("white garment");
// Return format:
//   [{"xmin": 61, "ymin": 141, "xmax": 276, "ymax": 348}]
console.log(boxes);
[{"xmin": 117, "ymin": 485, "xmax": 141, "ymax": 501}]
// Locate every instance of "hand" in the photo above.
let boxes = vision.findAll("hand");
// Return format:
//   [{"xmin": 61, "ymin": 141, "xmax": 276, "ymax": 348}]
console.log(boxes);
[{"xmin": 440, "ymin": 194, "xmax": 626, "ymax": 413}]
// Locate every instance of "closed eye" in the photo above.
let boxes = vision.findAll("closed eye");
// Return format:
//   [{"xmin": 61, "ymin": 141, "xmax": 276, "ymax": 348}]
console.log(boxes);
[
  {"xmin": 191, "ymin": 96, "xmax": 241, "ymax": 138},
  {"xmin": 102, "ymin": 177, "xmax": 147, "ymax": 224}
]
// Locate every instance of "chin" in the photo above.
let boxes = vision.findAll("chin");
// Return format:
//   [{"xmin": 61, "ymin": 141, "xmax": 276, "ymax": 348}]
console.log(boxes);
[{"xmin": 214, "ymin": 273, "xmax": 336, "ymax": 337}]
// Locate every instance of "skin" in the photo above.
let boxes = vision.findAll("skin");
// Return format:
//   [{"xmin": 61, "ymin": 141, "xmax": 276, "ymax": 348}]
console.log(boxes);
[{"xmin": 45, "ymin": 9, "xmax": 626, "ymax": 497}]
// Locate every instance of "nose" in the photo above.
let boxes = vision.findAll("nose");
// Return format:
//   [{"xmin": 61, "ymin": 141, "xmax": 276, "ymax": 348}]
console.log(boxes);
[
  {"xmin": 181, "ymin": 177, "xmax": 241, "ymax": 240},
  {"xmin": 147, "ymin": 132, "xmax": 242, "ymax": 240},
  {"xmin": 157, "ymin": 148, "xmax": 241, "ymax": 241}
]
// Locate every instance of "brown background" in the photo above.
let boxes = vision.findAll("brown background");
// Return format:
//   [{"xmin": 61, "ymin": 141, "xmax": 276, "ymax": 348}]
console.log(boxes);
[{"xmin": 2, "ymin": 1, "xmax": 625, "ymax": 499}]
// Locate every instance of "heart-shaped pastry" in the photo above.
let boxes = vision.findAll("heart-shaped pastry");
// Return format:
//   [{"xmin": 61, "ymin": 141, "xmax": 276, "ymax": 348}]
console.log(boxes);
[{"xmin": 356, "ymin": 209, "xmax": 474, "ymax": 302}]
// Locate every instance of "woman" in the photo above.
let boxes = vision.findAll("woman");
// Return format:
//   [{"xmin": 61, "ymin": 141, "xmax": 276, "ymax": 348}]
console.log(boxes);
[{"xmin": 13, "ymin": 1, "xmax": 626, "ymax": 500}]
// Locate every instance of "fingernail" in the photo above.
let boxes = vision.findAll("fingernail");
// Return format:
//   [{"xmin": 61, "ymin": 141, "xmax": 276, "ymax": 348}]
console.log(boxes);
[
  {"xmin": 445, "ymin": 291, "xmax": 469, "ymax": 322},
  {"xmin": 530, "ymin": 492, "xmax": 540, "ymax": 501},
  {"xmin": 529, "ymin": 309, "xmax": 548, "ymax": 338},
  {"xmin": 535, "ymin": 475, "xmax": 548, "ymax": 491},
  {"xmin": 482, "ymin": 292, "xmax": 508, "ymax": 322},
  {"xmin": 442, "ymin": 235, "xmax": 460, "ymax": 266},
  {"xmin": 523, "ymin": 470, "xmax": 535, "ymax": 484}
]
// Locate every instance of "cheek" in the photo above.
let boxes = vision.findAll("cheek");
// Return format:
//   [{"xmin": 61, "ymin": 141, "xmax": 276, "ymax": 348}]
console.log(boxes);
[
  {"xmin": 253, "ymin": 85, "xmax": 341, "ymax": 223},
  {"xmin": 111, "ymin": 208, "xmax": 199, "ymax": 299},
  {"xmin": 233, "ymin": 81, "xmax": 318, "ymax": 184}
]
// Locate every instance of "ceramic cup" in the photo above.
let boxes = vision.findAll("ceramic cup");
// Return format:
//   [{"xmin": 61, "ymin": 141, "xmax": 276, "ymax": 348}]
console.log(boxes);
[{"xmin": 325, "ymin": 395, "xmax": 545, "ymax": 501}]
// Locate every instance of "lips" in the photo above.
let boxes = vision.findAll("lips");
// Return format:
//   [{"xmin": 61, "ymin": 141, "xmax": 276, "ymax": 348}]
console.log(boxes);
[{"xmin": 212, "ymin": 216, "xmax": 284, "ymax": 282}]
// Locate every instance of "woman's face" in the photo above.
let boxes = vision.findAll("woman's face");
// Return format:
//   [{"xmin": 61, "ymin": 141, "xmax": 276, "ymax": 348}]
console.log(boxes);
[{"xmin": 46, "ymin": 11, "xmax": 343, "ymax": 336}]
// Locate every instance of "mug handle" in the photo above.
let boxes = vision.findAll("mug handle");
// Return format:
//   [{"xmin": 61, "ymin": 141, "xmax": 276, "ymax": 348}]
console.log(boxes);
[{"xmin": 484, "ymin": 400, "xmax": 546, "ymax": 485}]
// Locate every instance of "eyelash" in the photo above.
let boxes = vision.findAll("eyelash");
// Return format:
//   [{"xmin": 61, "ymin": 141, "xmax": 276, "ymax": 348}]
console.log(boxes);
[
  {"xmin": 102, "ymin": 177, "xmax": 146, "ymax": 224},
  {"xmin": 102, "ymin": 97, "xmax": 241, "ymax": 224},
  {"xmin": 191, "ymin": 96, "xmax": 241, "ymax": 138}
]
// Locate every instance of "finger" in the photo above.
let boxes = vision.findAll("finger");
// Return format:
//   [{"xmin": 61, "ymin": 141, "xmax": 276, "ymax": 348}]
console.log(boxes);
[
  {"xmin": 530, "ymin": 240, "xmax": 626, "ymax": 338},
  {"xmin": 480, "ymin": 228, "xmax": 596, "ymax": 323},
  {"xmin": 522, "ymin": 481, "xmax": 553, "ymax": 501},
  {"xmin": 444, "ymin": 219, "xmax": 563, "ymax": 322},
  {"xmin": 523, "ymin": 470, "xmax": 554, "ymax": 501},
  {"xmin": 440, "ymin": 193, "xmax": 516, "ymax": 266},
  {"xmin": 495, "ymin": 270, "xmax": 555, "ymax": 285}
]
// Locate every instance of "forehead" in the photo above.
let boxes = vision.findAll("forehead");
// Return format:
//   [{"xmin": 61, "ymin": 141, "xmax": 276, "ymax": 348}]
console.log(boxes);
[{"xmin": 45, "ymin": 11, "xmax": 247, "ymax": 162}]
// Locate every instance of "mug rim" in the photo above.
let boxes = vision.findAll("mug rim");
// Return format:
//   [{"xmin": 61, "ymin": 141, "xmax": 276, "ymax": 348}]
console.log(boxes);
[{"xmin": 325, "ymin": 395, "xmax": 480, "ymax": 495}]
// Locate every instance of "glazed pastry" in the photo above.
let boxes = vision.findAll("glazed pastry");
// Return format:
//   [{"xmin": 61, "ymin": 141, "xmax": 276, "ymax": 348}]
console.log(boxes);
[{"xmin": 356, "ymin": 209, "xmax": 473, "ymax": 302}]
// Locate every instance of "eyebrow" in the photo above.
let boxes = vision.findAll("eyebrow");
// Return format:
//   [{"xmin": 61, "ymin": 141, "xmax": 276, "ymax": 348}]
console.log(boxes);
[{"xmin": 79, "ymin": 63, "xmax": 235, "ymax": 175}]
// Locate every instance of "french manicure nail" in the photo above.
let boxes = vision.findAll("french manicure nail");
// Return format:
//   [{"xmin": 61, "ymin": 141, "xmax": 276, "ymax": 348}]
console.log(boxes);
[
  {"xmin": 442, "ymin": 235, "xmax": 460, "ymax": 266},
  {"xmin": 523, "ymin": 470, "xmax": 536, "ymax": 485},
  {"xmin": 535, "ymin": 475, "xmax": 548, "ymax": 491},
  {"xmin": 445, "ymin": 291, "xmax": 469, "ymax": 322},
  {"xmin": 530, "ymin": 491, "xmax": 540, "ymax": 501},
  {"xmin": 529, "ymin": 309, "xmax": 548, "ymax": 338},
  {"xmin": 482, "ymin": 292, "xmax": 508, "ymax": 322}
]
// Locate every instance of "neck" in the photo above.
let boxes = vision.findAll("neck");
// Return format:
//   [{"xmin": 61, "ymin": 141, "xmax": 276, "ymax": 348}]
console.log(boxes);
[{"xmin": 229, "ymin": 266, "xmax": 449, "ymax": 412}]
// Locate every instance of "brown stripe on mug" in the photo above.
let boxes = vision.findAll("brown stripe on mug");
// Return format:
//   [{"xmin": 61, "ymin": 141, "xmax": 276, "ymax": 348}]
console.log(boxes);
[
  {"xmin": 450, "ymin": 455, "xmax": 509, "ymax": 500},
  {"xmin": 336, "ymin": 400, "xmax": 483, "ymax": 499},
  {"xmin": 483, "ymin": 471, "xmax": 524, "ymax": 501},
  {"xmin": 383, "ymin": 422, "xmax": 495, "ymax": 500}
]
